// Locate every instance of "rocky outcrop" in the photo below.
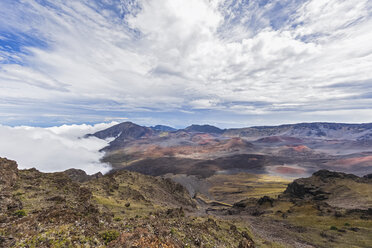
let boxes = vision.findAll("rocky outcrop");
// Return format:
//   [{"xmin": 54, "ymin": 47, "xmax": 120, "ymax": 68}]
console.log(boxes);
[
  {"xmin": 0, "ymin": 158, "xmax": 18, "ymax": 190},
  {"xmin": 283, "ymin": 170, "xmax": 370, "ymax": 200},
  {"xmin": 283, "ymin": 180, "xmax": 330, "ymax": 200},
  {"xmin": 281, "ymin": 170, "xmax": 372, "ymax": 210},
  {"xmin": 231, "ymin": 196, "xmax": 276, "ymax": 216},
  {"xmin": 64, "ymin": 168, "xmax": 103, "ymax": 182},
  {"xmin": 257, "ymin": 196, "xmax": 275, "ymax": 207},
  {"xmin": 90, "ymin": 170, "xmax": 196, "ymax": 209},
  {"xmin": 312, "ymin": 170, "xmax": 360, "ymax": 181},
  {"xmin": 0, "ymin": 158, "xmax": 22, "ymax": 214}
]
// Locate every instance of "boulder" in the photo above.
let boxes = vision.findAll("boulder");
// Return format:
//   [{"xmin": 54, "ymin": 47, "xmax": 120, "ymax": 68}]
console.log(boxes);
[{"xmin": 0, "ymin": 158, "xmax": 18, "ymax": 190}]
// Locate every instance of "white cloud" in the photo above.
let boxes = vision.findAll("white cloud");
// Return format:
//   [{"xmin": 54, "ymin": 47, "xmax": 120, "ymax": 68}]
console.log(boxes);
[
  {"xmin": 0, "ymin": 0, "xmax": 371, "ymax": 125},
  {"xmin": 0, "ymin": 122, "xmax": 117, "ymax": 174},
  {"xmin": 293, "ymin": 0, "xmax": 369, "ymax": 38}
]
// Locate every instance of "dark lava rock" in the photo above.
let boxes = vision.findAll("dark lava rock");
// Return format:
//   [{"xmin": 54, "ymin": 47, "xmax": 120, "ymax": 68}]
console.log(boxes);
[
  {"xmin": 363, "ymin": 173, "xmax": 372, "ymax": 179},
  {"xmin": 257, "ymin": 196, "xmax": 275, "ymax": 207},
  {"xmin": 313, "ymin": 170, "xmax": 359, "ymax": 181},
  {"xmin": 230, "ymin": 197, "xmax": 275, "ymax": 216},
  {"xmin": 349, "ymin": 227, "xmax": 360, "ymax": 232},
  {"xmin": 233, "ymin": 198, "xmax": 256, "ymax": 208},
  {"xmin": 282, "ymin": 170, "xmax": 358, "ymax": 200},
  {"xmin": 283, "ymin": 180, "xmax": 329, "ymax": 200},
  {"xmin": 346, "ymin": 208, "xmax": 372, "ymax": 220}
]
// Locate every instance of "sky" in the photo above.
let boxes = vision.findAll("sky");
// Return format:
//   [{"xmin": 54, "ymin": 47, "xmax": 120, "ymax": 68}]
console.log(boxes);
[{"xmin": 0, "ymin": 0, "xmax": 372, "ymax": 129}]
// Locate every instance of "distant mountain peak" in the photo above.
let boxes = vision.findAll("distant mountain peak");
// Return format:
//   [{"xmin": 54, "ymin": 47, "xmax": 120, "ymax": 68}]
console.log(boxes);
[
  {"xmin": 86, "ymin": 121, "xmax": 153, "ymax": 150},
  {"xmin": 184, "ymin": 124, "xmax": 224, "ymax": 134},
  {"xmin": 85, "ymin": 121, "xmax": 140, "ymax": 139},
  {"xmin": 149, "ymin": 125, "xmax": 177, "ymax": 132}
]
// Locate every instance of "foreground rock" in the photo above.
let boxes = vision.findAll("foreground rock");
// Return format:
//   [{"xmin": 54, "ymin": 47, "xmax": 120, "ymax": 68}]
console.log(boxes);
[{"xmin": 0, "ymin": 158, "xmax": 254, "ymax": 247}]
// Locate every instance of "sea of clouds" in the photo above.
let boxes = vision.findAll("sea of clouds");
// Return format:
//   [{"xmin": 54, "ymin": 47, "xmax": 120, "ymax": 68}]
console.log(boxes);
[{"xmin": 0, "ymin": 122, "xmax": 117, "ymax": 174}]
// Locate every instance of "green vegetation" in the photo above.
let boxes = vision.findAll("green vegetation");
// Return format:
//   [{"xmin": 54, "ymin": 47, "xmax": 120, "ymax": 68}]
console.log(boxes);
[
  {"xmin": 113, "ymin": 217, "xmax": 122, "ymax": 222},
  {"xmin": 101, "ymin": 230, "xmax": 119, "ymax": 244},
  {"xmin": 13, "ymin": 209, "xmax": 26, "ymax": 218},
  {"xmin": 330, "ymin": 225, "xmax": 338, "ymax": 230},
  {"xmin": 276, "ymin": 204, "xmax": 372, "ymax": 248}
]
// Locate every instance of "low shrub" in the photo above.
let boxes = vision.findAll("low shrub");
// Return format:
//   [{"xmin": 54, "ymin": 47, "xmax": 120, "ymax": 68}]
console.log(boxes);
[
  {"xmin": 101, "ymin": 230, "xmax": 119, "ymax": 244},
  {"xmin": 14, "ymin": 210, "xmax": 26, "ymax": 218},
  {"xmin": 113, "ymin": 217, "xmax": 122, "ymax": 222}
]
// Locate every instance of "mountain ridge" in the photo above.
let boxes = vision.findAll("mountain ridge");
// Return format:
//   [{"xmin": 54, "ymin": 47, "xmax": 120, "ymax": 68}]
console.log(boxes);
[
  {"xmin": 88, "ymin": 121, "xmax": 372, "ymax": 142},
  {"xmin": 87, "ymin": 120, "xmax": 372, "ymax": 179}
]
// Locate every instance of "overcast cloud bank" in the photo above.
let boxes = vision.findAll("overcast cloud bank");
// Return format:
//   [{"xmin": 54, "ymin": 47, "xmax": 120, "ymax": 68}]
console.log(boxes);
[{"xmin": 0, "ymin": 0, "xmax": 371, "ymax": 126}]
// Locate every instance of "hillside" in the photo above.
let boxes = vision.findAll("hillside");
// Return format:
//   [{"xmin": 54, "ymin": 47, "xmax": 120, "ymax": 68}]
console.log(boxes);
[
  {"xmin": 1, "ymin": 157, "xmax": 372, "ymax": 247},
  {"xmin": 223, "ymin": 170, "xmax": 372, "ymax": 248},
  {"xmin": 0, "ymin": 158, "xmax": 255, "ymax": 248}
]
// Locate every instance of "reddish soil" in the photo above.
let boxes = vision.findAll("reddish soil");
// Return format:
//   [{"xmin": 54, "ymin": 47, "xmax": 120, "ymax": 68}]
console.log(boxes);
[
  {"xmin": 327, "ymin": 155, "xmax": 372, "ymax": 168},
  {"xmin": 287, "ymin": 145, "xmax": 309, "ymax": 152},
  {"xmin": 273, "ymin": 166, "xmax": 306, "ymax": 175}
]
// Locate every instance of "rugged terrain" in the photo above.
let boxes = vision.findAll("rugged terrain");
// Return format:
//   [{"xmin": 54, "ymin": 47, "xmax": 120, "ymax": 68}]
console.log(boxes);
[
  {"xmin": 1, "ymin": 157, "xmax": 372, "ymax": 247},
  {"xmin": 222, "ymin": 170, "xmax": 372, "ymax": 248},
  {"xmin": 0, "ymin": 158, "xmax": 255, "ymax": 248}
]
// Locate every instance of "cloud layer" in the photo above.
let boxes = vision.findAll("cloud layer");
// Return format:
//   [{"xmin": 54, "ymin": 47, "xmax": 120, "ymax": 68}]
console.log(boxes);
[
  {"xmin": 0, "ymin": 122, "xmax": 117, "ymax": 174},
  {"xmin": 0, "ymin": 0, "xmax": 372, "ymax": 127}
]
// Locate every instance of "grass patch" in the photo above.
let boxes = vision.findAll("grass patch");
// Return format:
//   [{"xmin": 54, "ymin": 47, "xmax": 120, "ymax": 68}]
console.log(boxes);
[
  {"xmin": 285, "ymin": 205, "xmax": 372, "ymax": 248},
  {"xmin": 207, "ymin": 173, "xmax": 291, "ymax": 204}
]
